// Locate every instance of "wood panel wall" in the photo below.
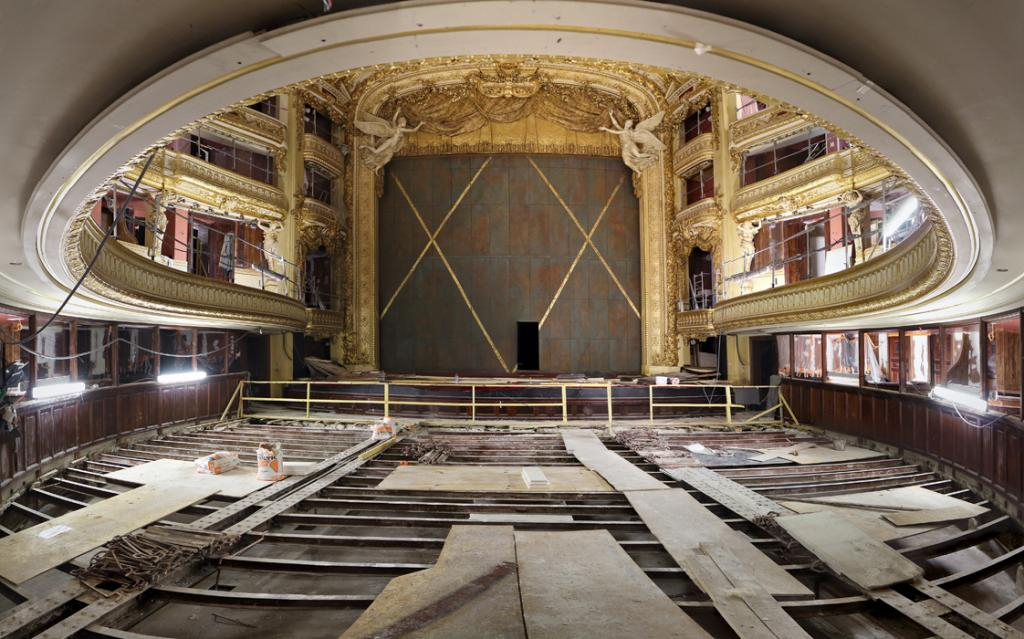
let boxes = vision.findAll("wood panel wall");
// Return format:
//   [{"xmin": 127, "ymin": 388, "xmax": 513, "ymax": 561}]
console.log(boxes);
[
  {"xmin": 782, "ymin": 378, "xmax": 1024, "ymax": 520},
  {"xmin": 379, "ymin": 154, "xmax": 641, "ymax": 375},
  {"xmin": 0, "ymin": 372, "xmax": 245, "ymax": 492}
]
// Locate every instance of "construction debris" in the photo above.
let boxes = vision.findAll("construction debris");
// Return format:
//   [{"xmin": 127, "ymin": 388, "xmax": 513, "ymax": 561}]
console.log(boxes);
[
  {"xmin": 402, "ymin": 440, "xmax": 452, "ymax": 464},
  {"xmin": 74, "ymin": 525, "xmax": 239, "ymax": 592}
]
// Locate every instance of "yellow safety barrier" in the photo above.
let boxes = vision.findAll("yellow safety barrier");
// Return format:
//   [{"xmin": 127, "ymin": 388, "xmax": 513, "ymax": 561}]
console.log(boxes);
[{"xmin": 232, "ymin": 379, "xmax": 791, "ymax": 427}]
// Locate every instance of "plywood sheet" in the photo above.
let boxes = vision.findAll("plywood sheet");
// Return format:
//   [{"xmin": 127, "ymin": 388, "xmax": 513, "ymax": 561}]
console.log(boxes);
[
  {"xmin": 107, "ymin": 459, "xmax": 271, "ymax": 498},
  {"xmin": 340, "ymin": 526, "xmax": 526, "ymax": 639},
  {"xmin": 468, "ymin": 513, "xmax": 574, "ymax": 524},
  {"xmin": 884, "ymin": 506, "xmax": 985, "ymax": 526},
  {"xmin": 626, "ymin": 488, "xmax": 811, "ymax": 597},
  {"xmin": 779, "ymin": 501, "xmax": 936, "ymax": 542},
  {"xmin": 0, "ymin": 484, "xmax": 216, "ymax": 584},
  {"xmin": 515, "ymin": 529, "xmax": 713, "ymax": 639},
  {"xmin": 776, "ymin": 511, "xmax": 923, "ymax": 589},
  {"xmin": 561, "ymin": 429, "xmax": 667, "ymax": 491},
  {"xmin": 777, "ymin": 445, "xmax": 885, "ymax": 464},
  {"xmin": 375, "ymin": 465, "xmax": 612, "ymax": 492},
  {"xmin": 805, "ymin": 486, "xmax": 989, "ymax": 516}
]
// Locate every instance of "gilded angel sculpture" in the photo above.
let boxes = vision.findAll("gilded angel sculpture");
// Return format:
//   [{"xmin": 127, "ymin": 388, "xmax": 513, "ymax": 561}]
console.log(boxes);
[
  {"xmin": 354, "ymin": 109, "xmax": 424, "ymax": 172},
  {"xmin": 600, "ymin": 110, "xmax": 666, "ymax": 173}
]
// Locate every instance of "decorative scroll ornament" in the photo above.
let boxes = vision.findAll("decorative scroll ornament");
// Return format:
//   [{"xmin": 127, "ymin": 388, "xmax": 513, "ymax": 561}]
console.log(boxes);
[
  {"xmin": 600, "ymin": 111, "xmax": 666, "ymax": 173},
  {"xmin": 375, "ymin": 63, "xmax": 639, "ymax": 139},
  {"xmin": 354, "ymin": 109, "xmax": 423, "ymax": 172}
]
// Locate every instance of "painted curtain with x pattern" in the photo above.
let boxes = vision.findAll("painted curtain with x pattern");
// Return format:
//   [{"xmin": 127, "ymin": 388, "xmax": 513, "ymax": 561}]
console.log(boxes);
[{"xmin": 379, "ymin": 154, "xmax": 640, "ymax": 375}]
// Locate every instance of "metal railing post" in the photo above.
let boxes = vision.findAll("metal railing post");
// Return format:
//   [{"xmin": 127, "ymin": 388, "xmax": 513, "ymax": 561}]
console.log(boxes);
[
  {"xmin": 383, "ymin": 382, "xmax": 390, "ymax": 419},
  {"xmin": 648, "ymin": 385, "xmax": 654, "ymax": 422},
  {"xmin": 471, "ymin": 385, "xmax": 476, "ymax": 422},
  {"xmin": 725, "ymin": 385, "xmax": 733, "ymax": 425},
  {"xmin": 606, "ymin": 382, "xmax": 613, "ymax": 425},
  {"xmin": 305, "ymin": 381, "xmax": 312, "ymax": 418},
  {"xmin": 561, "ymin": 385, "xmax": 568, "ymax": 423},
  {"xmin": 237, "ymin": 380, "xmax": 245, "ymax": 419}
]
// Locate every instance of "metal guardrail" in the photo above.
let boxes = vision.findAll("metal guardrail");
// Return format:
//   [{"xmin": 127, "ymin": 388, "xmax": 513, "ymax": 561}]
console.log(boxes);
[{"xmin": 222, "ymin": 379, "xmax": 797, "ymax": 425}]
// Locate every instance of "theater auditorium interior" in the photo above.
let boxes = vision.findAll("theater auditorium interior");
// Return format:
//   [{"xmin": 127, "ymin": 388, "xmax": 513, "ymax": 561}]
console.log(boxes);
[{"xmin": 0, "ymin": 1, "xmax": 1022, "ymax": 637}]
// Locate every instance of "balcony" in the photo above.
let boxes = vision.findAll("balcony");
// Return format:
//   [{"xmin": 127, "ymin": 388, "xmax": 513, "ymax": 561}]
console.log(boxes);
[
  {"xmin": 306, "ymin": 308, "xmax": 345, "ymax": 338},
  {"xmin": 729, "ymin": 105, "xmax": 809, "ymax": 154},
  {"xmin": 209, "ymin": 109, "xmax": 286, "ymax": 151},
  {"xmin": 676, "ymin": 309, "xmax": 715, "ymax": 340},
  {"xmin": 302, "ymin": 198, "xmax": 339, "ymax": 228},
  {"xmin": 673, "ymin": 132, "xmax": 714, "ymax": 176},
  {"xmin": 712, "ymin": 217, "xmax": 951, "ymax": 332},
  {"xmin": 733, "ymin": 148, "xmax": 892, "ymax": 221},
  {"xmin": 70, "ymin": 219, "xmax": 306, "ymax": 330},
  {"xmin": 673, "ymin": 198, "xmax": 721, "ymax": 254},
  {"xmin": 303, "ymin": 133, "xmax": 344, "ymax": 175}
]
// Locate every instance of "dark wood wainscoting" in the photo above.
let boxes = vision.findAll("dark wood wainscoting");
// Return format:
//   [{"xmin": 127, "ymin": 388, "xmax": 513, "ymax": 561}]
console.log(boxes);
[
  {"xmin": 782, "ymin": 378, "xmax": 1024, "ymax": 520},
  {"xmin": 0, "ymin": 372, "xmax": 245, "ymax": 492}
]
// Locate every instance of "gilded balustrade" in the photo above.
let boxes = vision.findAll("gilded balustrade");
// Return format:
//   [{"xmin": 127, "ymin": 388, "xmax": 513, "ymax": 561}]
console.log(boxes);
[
  {"xmin": 70, "ymin": 218, "xmax": 306, "ymax": 330},
  {"xmin": 303, "ymin": 133, "xmax": 345, "ymax": 175},
  {"xmin": 733, "ymin": 148, "xmax": 892, "ymax": 221},
  {"xmin": 306, "ymin": 308, "xmax": 346, "ymax": 338},
  {"xmin": 712, "ymin": 217, "xmax": 952, "ymax": 331}
]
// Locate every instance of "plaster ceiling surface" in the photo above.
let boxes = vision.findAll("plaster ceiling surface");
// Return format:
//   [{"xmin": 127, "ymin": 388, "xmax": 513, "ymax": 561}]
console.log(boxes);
[{"xmin": 0, "ymin": 0, "xmax": 1019, "ymax": 329}]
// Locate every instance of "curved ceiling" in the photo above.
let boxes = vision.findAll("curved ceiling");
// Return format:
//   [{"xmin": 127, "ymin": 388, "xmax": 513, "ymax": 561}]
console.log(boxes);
[{"xmin": 1, "ymin": 0, "xmax": 1019, "ymax": 328}]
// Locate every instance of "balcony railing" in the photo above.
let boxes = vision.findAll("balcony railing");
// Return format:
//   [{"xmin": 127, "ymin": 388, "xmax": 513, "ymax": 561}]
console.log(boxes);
[
  {"xmin": 673, "ymin": 132, "xmax": 714, "ymax": 177},
  {"xmin": 733, "ymin": 148, "xmax": 891, "ymax": 220},
  {"xmin": 210, "ymin": 109, "xmax": 287, "ymax": 149},
  {"xmin": 729, "ymin": 105, "xmax": 809, "ymax": 153},
  {"xmin": 73, "ymin": 218, "xmax": 306, "ymax": 330},
  {"xmin": 303, "ymin": 133, "xmax": 344, "ymax": 175}
]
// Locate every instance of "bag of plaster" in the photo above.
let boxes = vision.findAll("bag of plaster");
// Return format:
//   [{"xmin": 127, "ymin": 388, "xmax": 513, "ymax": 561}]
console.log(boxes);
[
  {"xmin": 195, "ymin": 451, "xmax": 240, "ymax": 475},
  {"xmin": 256, "ymin": 442, "xmax": 285, "ymax": 481},
  {"xmin": 371, "ymin": 417, "xmax": 397, "ymax": 441}
]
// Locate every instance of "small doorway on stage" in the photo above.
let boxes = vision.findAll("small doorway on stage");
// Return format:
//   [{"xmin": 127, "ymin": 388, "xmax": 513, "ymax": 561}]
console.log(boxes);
[
  {"xmin": 749, "ymin": 336, "xmax": 779, "ymax": 386},
  {"xmin": 517, "ymin": 321, "xmax": 539, "ymax": 372}
]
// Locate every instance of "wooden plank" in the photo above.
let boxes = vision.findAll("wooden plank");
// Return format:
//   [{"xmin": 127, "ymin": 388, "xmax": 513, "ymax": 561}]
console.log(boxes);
[
  {"xmin": 0, "ymin": 484, "xmax": 215, "ymax": 584},
  {"xmin": 106, "ymin": 458, "xmax": 271, "ymax": 498},
  {"xmin": 560, "ymin": 429, "xmax": 667, "ymax": 491},
  {"xmin": 750, "ymin": 443, "xmax": 815, "ymax": 462},
  {"xmin": 690, "ymin": 543, "xmax": 812, "ymax": 639},
  {"xmin": 874, "ymin": 589, "xmax": 975, "ymax": 639},
  {"xmin": 776, "ymin": 511, "xmax": 923, "ymax": 590},
  {"xmin": 340, "ymin": 525, "xmax": 526, "ymax": 639},
  {"xmin": 626, "ymin": 488, "xmax": 811, "ymax": 597},
  {"xmin": 666, "ymin": 467, "xmax": 794, "ymax": 521},
  {"xmin": 375, "ymin": 465, "xmax": 612, "ymax": 492},
  {"xmin": 515, "ymin": 529, "xmax": 713, "ymax": 639}
]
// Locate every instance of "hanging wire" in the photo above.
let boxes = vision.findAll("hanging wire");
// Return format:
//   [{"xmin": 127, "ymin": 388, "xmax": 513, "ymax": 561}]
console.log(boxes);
[
  {"xmin": 18, "ymin": 331, "xmax": 250, "ymax": 361},
  {"xmin": 1, "ymin": 152, "xmax": 157, "ymax": 346}
]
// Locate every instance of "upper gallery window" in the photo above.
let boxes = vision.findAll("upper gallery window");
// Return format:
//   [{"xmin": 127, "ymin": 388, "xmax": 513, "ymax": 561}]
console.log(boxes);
[
  {"xmin": 986, "ymin": 314, "xmax": 1021, "ymax": 413},
  {"xmin": 304, "ymin": 105, "xmax": 334, "ymax": 143},
  {"xmin": 681, "ymin": 104, "xmax": 712, "ymax": 143},
  {"xmin": 777, "ymin": 334, "xmax": 792, "ymax": 377}
]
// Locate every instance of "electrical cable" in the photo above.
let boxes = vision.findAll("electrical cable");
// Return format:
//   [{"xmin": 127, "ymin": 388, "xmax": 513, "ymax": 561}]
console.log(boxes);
[
  {"xmin": 18, "ymin": 332, "xmax": 248, "ymax": 361},
  {"xmin": 1, "ymin": 152, "xmax": 157, "ymax": 346}
]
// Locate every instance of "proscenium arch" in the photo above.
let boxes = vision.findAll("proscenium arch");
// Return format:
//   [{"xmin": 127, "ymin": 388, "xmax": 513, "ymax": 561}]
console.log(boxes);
[
  {"xmin": 347, "ymin": 58, "xmax": 672, "ymax": 369},
  {"xmin": 23, "ymin": 0, "xmax": 988, "ymax": 333}
]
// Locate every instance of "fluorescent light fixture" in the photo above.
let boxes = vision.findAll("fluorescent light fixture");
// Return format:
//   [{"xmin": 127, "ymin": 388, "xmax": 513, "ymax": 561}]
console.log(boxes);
[
  {"xmin": 884, "ymin": 195, "xmax": 919, "ymax": 238},
  {"xmin": 930, "ymin": 385, "xmax": 988, "ymax": 413},
  {"xmin": 32, "ymin": 382, "xmax": 86, "ymax": 399},
  {"xmin": 157, "ymin": 371, "xmax": 207, "ymax": 385}
]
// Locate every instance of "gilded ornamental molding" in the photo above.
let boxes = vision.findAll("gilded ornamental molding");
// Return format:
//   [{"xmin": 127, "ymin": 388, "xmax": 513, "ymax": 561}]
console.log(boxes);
[
  {"xmin": 65, "ymin": 218, "xmax": 306, "ymax": 329},
  {"xmin": 733, "ymin": 148, "xmax": 892, "ymax": 221},
  {"xmin": 209, "ymin": 109, "xmax": 287, "ymax": 150},
  {"xmin": 306, "ymin": 308, "xmax": 346, "ymax": 338},
  {"xmin": 125, "ymin": 150, "xmax": 287, "ymax": 221},
  {"xmin": 302, "ymin": 133, "xmax": 344, "ymax": 175},
  {"xmin": 673, "ymin": 132, "xmax": 715, "ymax": 177},
  {"xmin": 712, "ymin": 217, "xmax": 952, "ymax": 331},
  {"xmin": 676, "ymin": 309, "xmax": 716, "ymax": 341},
  {"xmin": 728, "ymin": 105, "xmax": 809, "ymax": 155},
  {"xmin": 672, "ymin": 198, "xmax": 722, "ymax": 255}
]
